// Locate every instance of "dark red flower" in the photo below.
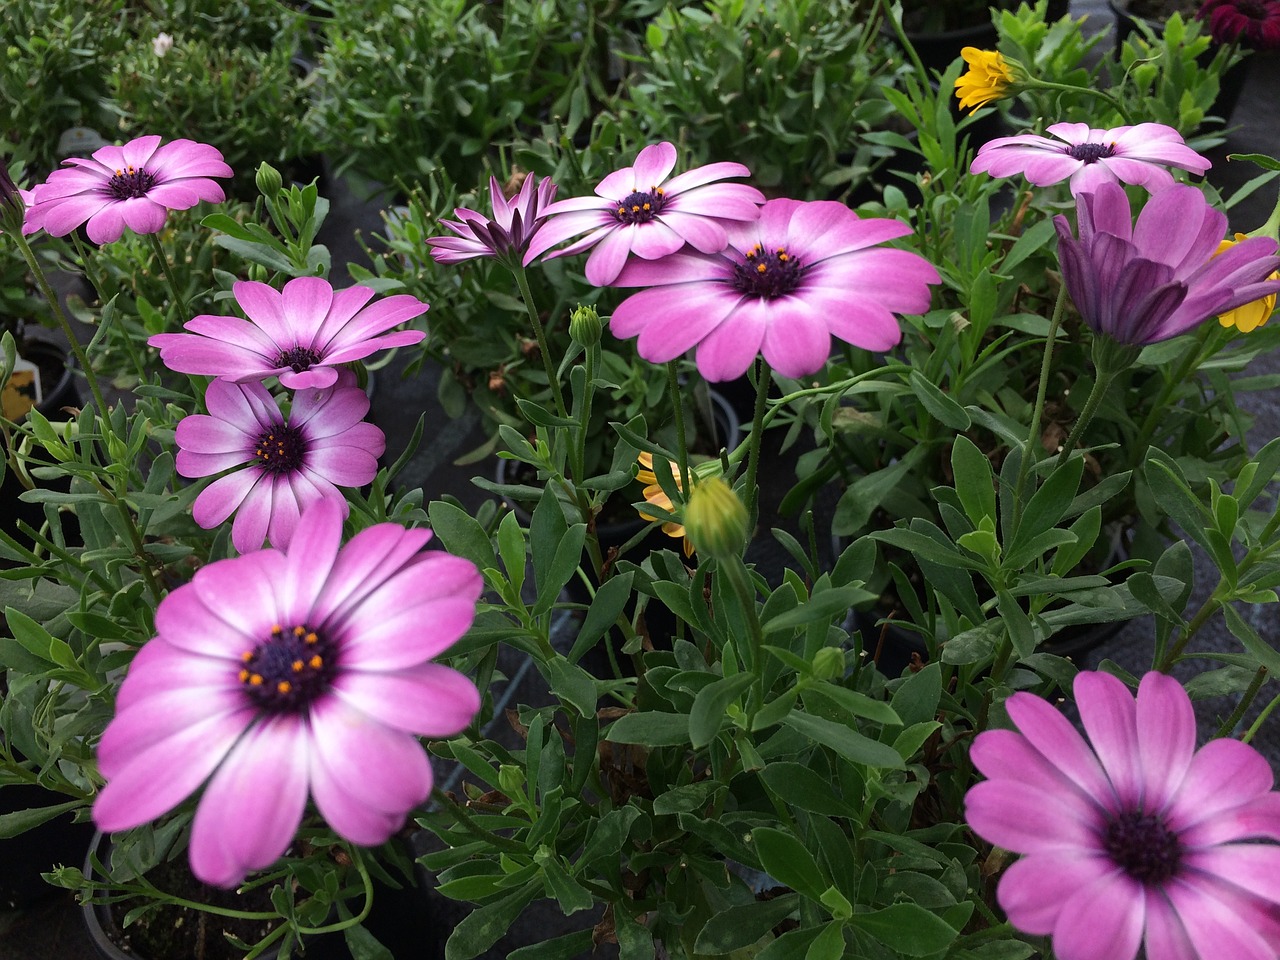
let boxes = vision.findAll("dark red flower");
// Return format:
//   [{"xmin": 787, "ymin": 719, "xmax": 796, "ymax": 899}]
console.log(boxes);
[{"xmin": 1198, "ymin": 0, "xmax": 1280, "ymax": 50}]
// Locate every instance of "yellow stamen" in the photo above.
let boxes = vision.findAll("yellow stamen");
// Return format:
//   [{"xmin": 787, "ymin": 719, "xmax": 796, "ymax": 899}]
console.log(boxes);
[
  {"xmin": 292, "ymin": 660, "xmax": 305, "ymax": 672},
  {"xmin": 305, "ymin": 632, "xmax": 318, "ymax": 644},
  {"xmin": 757, "ymin": 263, "xmax": 767, "ymax": 273},
  {"xmin": 239, "ymin": 668, "xmax": 250, "ymax": 682},
  {"xmin": 293, "ymin": 625, "xmax": 305, "ymax": 636},
  {"xmin": 250, "ymin": 674, "xmax": 264, "ymax": 686},
  {"xmin": 309, "ymin": 655, "xmax": 323, "ymax": 669},
  {"xmin": 271, "ymin": 624, "xmax": 283, "ymax": 635},
  {"xmin": 277, "ymin": 680, "xmax": 292, "ymax": 694}
]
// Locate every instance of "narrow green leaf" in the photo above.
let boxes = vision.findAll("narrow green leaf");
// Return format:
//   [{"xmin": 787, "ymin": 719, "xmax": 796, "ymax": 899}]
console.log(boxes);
[
  {"xmin": 690, "ymin": 673, "xmax": 754, "ymax": 748},
  {"xmin": 781, "ymin": 711, "xmax": 904, "ymax": 769},
  {"xmin": 752, "ymin": 827, "xmax": 827, "ymax": 900}
]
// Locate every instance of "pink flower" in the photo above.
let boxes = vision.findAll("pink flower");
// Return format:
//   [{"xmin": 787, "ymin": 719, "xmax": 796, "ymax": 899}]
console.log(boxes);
[
  {"xmin": 427, "ymin": 173, "xmax": 557, "ymax": 266},
  {"xmin": 176, "ymin": 373, "xmax": 384, "ymax": 553},
  {"xmin": 1054, "ymin": 182, "xmax": 1280, "ymax": 345},
  {"xmin": 522, "ymin": 141, "xmax": 764, "ymax": 285},
  {"xmin": 27, "ymin": 135, "xmax": 231, "ymax": 244},
  {"xmin": 608, "ymin": 198, "xmax": 940, "ymax": 381},
  {"xmin": 971, "ymin": 122, "xmax": 1210, "ymax": 196},
  {"xmin": 966, "ymin": 671, "xmax": 1280, "ymax": 960},
  {"xmin": 1199, "ymin": 0, "xmax": 1280, "ymax": 50},
  {"xmin": 93, "ymin": 499, "xmax": 483, "ymax": 888},
  {"xmin": 149, "ymin": 276, "xmax": 428, "ymax": 390}
]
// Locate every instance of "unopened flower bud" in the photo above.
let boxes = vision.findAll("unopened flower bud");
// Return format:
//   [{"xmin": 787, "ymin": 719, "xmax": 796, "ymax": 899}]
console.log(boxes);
[
  {"xmin": 812, "ymin": 646, "xmax": 845, "ymax": 681},
  {"xmin": 684, "ymin": 476, "xmax": 748, "ymax": 560},
  {"xmin": 0, "ymin": 165, "xmax": 26, "ymax": 235},
  {"xmin": 569, "ymin": 304, "xmax": 602, "ymax": 347},
  {"xmin": 497, "ymin": 764, "xmax": 524, "ymax": 796},
  {"xmin": 255, "ymin": 162, "xmax": 283, "ymax": 200}
]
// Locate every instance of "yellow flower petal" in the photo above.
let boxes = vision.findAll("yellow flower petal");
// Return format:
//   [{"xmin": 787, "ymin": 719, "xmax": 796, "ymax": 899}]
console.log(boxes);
[
  {"xmin": 954, "ymin": 47, "xmax": 1014, "ymax": 113},
  {"xmin": 1215, "ymin": 234, "xmax": 1278, "ymax": 334}
]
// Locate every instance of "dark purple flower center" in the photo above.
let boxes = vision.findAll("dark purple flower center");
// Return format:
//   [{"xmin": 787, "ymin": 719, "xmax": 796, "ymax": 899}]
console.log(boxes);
[
  {"xmin": 613, "ymin": 187, "xmax": 666, "ymax": 225},
  {"xmin": 239, "ymin": 623, "xmax": 337, "ymax": 713},
  {"xmin": 1068, "ymin": 142, "xmax": 1117, "ymax": 164},
  {"xmin": 253, "ymin": 425, "xmax": 306, "ymax": 474},
  {"xmin": 277, "ymin": 346, "xmax": 322, "ymax": 374},
  {"xmin": 1235, "ymin": 0, "xmax": 1265, "ymax": 17},
  {"xmin": 732, "ymin": 243, "xmax": 803, "ymax": 300},
  {"xmin": 106, "ymin": 165, "xmax": 158, "ymax": 201},
  {"xmin": 1104, "ymin": 810, "xmax": 1182, "ymax": 884}
]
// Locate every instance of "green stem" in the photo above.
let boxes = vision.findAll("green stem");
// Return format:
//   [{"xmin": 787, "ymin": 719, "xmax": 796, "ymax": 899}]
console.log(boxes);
[
  {"xmin": 1057, "ymin": 366, "xmax": 1119, "ymax": 468},
  {"xmin": 666, "ymin": 361, "xmax": 691, "ymax": 497},
  {"xmin": 433, "ymin": 787, "xmax": 528, "ymax": 854},
  {"xmin": 743, "ymin": 358, "xmax": 771, "ymax": 530},
  {"xmin": 1025, "ymin": 78, "xmax": 1133, "ymax": 124},
  {"xmin": 12, "ymin": 231, "xmax": 110, "ymax": 418},
  {"xmin": 1214, "ymin": 666, "xmax": 1268, "ymax": 739},
  {"xmin": 1243, "ymin": 690, "xmax": 1280, "ymax": 745},
  {"xmin": 147, "ymin": 231, "xmax": 188, "ymax": 321},
  {"xmin": 295, "ymin": 846, "xmax": 374, "ymax": 935},
  {"xmin": 1129, "ymin": 324, "xmax": 1220, "ymax": 468},
  {"xmin": 1012, "ymin": 284, "xmax": 1067, "ymax": 520},
  {"xmin": 512, "ymin": 266, "xmax": 568, "ymax": 420}
]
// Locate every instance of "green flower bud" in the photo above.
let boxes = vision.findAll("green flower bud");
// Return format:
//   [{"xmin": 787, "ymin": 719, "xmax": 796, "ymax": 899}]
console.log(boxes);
[
  {"xmin": 248, "ymin": 263, "xmax": 268, "ymax": 283},
  {"xmin": 684, "ymin": 476, "xmax": 748, "ymax": 560},
  {"xmin": 569, "ymin": 304, "xmax": 602, "ymax": 347},
  {"xmin": 811, "ymin": 647, "xmax": 845, "ymax": 681},
  {"xmin": 0, "ymin": 164, "xmax": 26, "ymax": 236},
  {"xmin": 255, "ymin": 162, "xmax": 283, "ymax": 200},
  {"xmin": 497, "ymin": 764, "xmax": 525, "ymax": 796}
]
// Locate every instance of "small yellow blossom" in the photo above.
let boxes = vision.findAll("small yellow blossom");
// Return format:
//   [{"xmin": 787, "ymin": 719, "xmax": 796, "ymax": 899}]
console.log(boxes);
[
  {"xmin": 954, "ymin": 47, "xmax": 1014, "ymax": 113},
  {"xmin": 636, "ymin": 451, "xmax": 694, "ymax": 558},
  {"xmin": 1216, "ymin": 234, "xmax": 1278, "ymax": 333}
]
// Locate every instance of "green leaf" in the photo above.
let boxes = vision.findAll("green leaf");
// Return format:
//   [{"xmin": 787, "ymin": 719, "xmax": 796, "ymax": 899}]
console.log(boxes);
[
  {"xmin": 752, "ymin": 827, "xmax": 827, "ymax": 900},
  {"xmin": 1227, "ymin": 152, "xmax": 1280, "ymax": 171},
  {"xmin": 568, "ymin": 572, "xmax": 633, "ymax": 664},
  {"xmin": 533, "ymin": 523, "xmax": 586, "ymax": 616},
  {"xmin": 803, "ymin": 684, "xmax": 900, "ymax": 726},
  {"xmin": 941, "ymin": 623, "xmax": 1000, "ymax": 665},
  {"xmin": 577, "ymin": 806, "xmax": 641, "ymax": 869},
  {"xmin": 541, "ymin": 857, "xmax": 593, "ymax": 915},
  {"xmin": 762, "ymin": 585, "xmax": 874, "ymax": 634},
  {"xmin": 543, "ymin": 657, "xmax": 597, "ymax": 718},
  {"xmin": 507, "ymin": 930, "xmax": 595, "ymax": 960},
  {"xmin": 890, "ymin": 662, "xmax": 942, "ymax": 728},
  {"xmin": 1222, "ymin": 604, "xmax": 1280, "ymax": 676},
  {"xmin": 690, "ymin": 673, "xmax": 754, "ymax": 748},
  {"xmin": 212, "ymin": 235, "xmax": 298, "ymax": 274},
  {"xmin": 496, "ymin": 510, "xmax": 526, "ymax": 597},
  {"xmin": 908, "ymin": 370, "xmax": 970, "ymax": 430},
  {"xmin": 805, "ymin": 921, "xmax": 846, "ymax": 960},
  {"xmin": 781, "ymin": 711, "xmax": 904, "ymax": 769},
  {"xmin": 606, "ymin": 712, "xmax": 689, "ymax": 746},
  {"xmin": 428, "ymin": 501, "xmax": 498, "ymax": 574},
  {"xmin": 444, "ymin": 883, "xmax": 539, "ymax": 960},
  {"xmin": 847, "ymin": 903, "xmax": 959, "ymax": 956},
  {"xmin": 1006, "ymin": 455, "xmax": 1083, "ymax": 560},
  {"xmin": 951, "ymin": 436, "xmax": 996, "ymax": 525},
  {"xmin": 0, "ymin": 799, "xmax": 84, "ymax": 839},
  {"xmin": 343, "ymin": 924, "xmax": 395, "ymax": 960},
  {"xmin": 693, "ymin": 895, "xmax": 799, "ymax": 955},
  {"xmin": 759, "ymin": 763, "xmax": 861, "ymax": 818}
]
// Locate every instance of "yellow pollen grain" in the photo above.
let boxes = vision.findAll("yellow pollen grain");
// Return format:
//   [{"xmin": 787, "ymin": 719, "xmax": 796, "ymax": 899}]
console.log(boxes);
[
  {"xmin": 631, "ymin": 205, "xmax": 641, "ymax": 212},
  {"xmin": 779, "ymin": 253, "xmax": 789, "ymax": 261},
  {"xmin": 292, "ymin": 660, "xmax": 305, "ymax": 672},
  {"xmin": 309, "ymin": 654, "xmax": 323, "ymax": 669},
  {"xmin": 656, "ymin": 187, "xmax": 665, "ymax": 195},
  {"xmin": 239, "ymin": 668, "xmax": 249, "ymax": 682},
  {"xmin": 757, "ymin": 263, "xmax": 767, "ymax": 273},
  {"xmin": 305, "ymin": 632, "xmax": 318, "ymax": 644},
  {"xmin": 642, "ymin": 202, "xmax": 651, "ymax": 210},
  {"xmin": 293, "ymin": 625, "xmax": 305, "ymax": 636},
  {"xmin": 617, "ymin": 206, "xmax": 625, "ymax": 215},
  {"xmin": 250, "ymin": 673, "xmax": 264, "ymax": 686},
  {"xmin": 277, "ymin": 680, "xmax": 291, "ymax": 694},
  {"xmin": 271, "ymin": 624, "xmax": 283, "ymax": 635},
  {"xmin": 241, "ymin": 651, "xmax": 253, "ymax": 661}
]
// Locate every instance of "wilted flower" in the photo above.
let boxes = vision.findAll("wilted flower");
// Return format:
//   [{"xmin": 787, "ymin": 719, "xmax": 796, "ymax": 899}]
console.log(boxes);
[
  {"xmin": 27, "ymin": 135, "xmax": 231, "ymax": 244},
  {"xmin": 971, "ymin": 122, "xmax": 1211, "ymax": 196},
  {"xmin": 149, "ymin": 276, "xmax": 428, "ymax": 389},
  {"xmin": 523, "ymin": 141, "xmax": 764, "ymax": 286},
  {"xmin": 1198, "ymin": 0, "xmax": 1280, "ymax": 50},
  {"xmin": 1216, "ymin": 233, "xmax": 1279, "ymax": 332},
  {"xmin": 93, "ymin": 499, "xmax": 483, "ymax": 888},
  {"xmin": 176, "ymin": 373, "xmax": 385, "ymax": 553},
  {"xmin": 954, "ymin": 48, "xmax": 1017, "ymax": 113},
  {"xmin": 610, "ymin": 199, "xmax": 940, "ymax": 381},
  {"xmin": 1054, "ymin": 182, "xmax": 1280, "ymax": 345},
  {"xmin": 967, "ymin": 670, "xmax": 1280, "ymax": 960},
  {"xmin": 428, "ymin": 173, "xmax": 557, "ymax": 267},
  {"xmin": 152, "ymin": 32, "xmax": 174, "ymax": 56}
]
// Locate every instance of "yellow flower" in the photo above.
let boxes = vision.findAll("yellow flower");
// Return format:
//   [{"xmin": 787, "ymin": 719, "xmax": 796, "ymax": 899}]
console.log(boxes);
[
  {"xmin": 1216, "ymin": 234, "xmax": 1278, "ymax": 334},
  {"xmin": 636, "ymin": 451, "xmax": 694, "ymax": 558},
  {"xmin": 954, "ymin": 47, "xmax": 1014, "ymax": 113}
]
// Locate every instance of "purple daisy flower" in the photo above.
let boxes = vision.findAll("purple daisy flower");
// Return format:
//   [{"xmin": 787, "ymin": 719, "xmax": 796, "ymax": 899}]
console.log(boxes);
[
  {"xmin": 522, "ymin": 141, "xmax": 764, "ymax": 286},
  {"xmin": 427, "ymin": 173, "xmax": 557, "ymax": 266},
  {"xmin": 971, "ymin": 122, "xmax": 1211, "ymax": 197},
  {"xmin": 966, "ymin": 671, "xmax": 1280, "ymax": 960},
  {"xmin": 26, "ymin": 135, "xmax": 231, "ymax": 244},
  {"xmin": 176, "ymin": 372, "xmax": 385, "ymax": 553},
  {"xmin": 92, "ymin": 498, "xmax": 483, "ymax": 888},
  {"xmin": 149, "ymin": 276, "xmax": 428, "ymax": 390},
  {"xmin": 1199, "ymin": 0, "xmax": 1280, "ymax": 50},
  {"xmin": 608, "ymin": 198, "xmax": 940, "ymax": 381},
  {"xmin": 1054, "ymin": 182, "xmax": 1280, "ymax": 345}
]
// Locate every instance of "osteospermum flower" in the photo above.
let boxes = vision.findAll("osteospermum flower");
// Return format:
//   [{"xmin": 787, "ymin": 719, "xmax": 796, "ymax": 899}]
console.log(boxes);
[
  {"xmin": 427, "ymin": 173, "xmax": 557, "ymax": 266},
  {"xmin": 27, "ymin": 134, "xmax": 231, "ymax": 244},
  {"xmin": 1198, "ymin": 0, "xmax": 1280, "ymax": 50},
  {"xmin": 522, "ymin": 141, "xmax": 764, "ymax": 286},
  {"xmin": 1055, "ymin": 182, "xmax": 1280, "ymax": 345},
  {"xmin": 149, "ymin": 276, "xmax": 428, "ymax": 389},
  {"xmin": 954, "ymin": 47, "xmax": 1017, "ymax": 113},
  {"xmin": 1216, "ymin": 233, "xmax": 1279, "ymax": 333},
  {"xmin": 966, "ymin": 671, "xmax": 1280, "ymax": 960},
  {"xmin": 93, "ymin": 499, "xmax": 483, "ymax": 888},
  {"xmin": 971, "ymin": 122, "xmax": 1210, "ymax": 196},
  {"xmin": 176, "ymin": 373, "xmax": 384, "ymax": 553},
  {"xmin": 636, "ymin": 452, "xmax": 694, "ymax": 557},
  {"xmin": 609, "ymin": 198, "xmax": 940, "ymax": 381}
]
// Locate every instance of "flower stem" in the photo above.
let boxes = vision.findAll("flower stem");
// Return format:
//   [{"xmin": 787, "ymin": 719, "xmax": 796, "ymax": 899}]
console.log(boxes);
[
  {"xmin": 433, "ymin": 787, "xmax": 528, "ymax": 854},
  {"xmin": 1025, "ymin": 79, "xmax": 1133, "ymax": 125},
  {"xmin": 666, "ymin": 361, "xmax": 691, "ymax": 497},
  {"xmin": 11, "ymin": 230, "xmax": 111, "ymax": 420},
  {"xmin": 512, "ymin": 265, "xmax": 568, "ymax": 421},
  {"xmin": 1243, "ymin": 690, "xmax": 1280, "ymax": 745},
  {"xmin": 295, "ymin": 846, "xmax": 374, "ymax": 935},
  {"xmin": 147, "ymin": 231, "xmax": 188, "ymax": 321},
  {"xmin": 1214, "ymin": 666, "xmax": 1268, "ymax": 739},
  {"xmin": 1012, "ymin": 284, "xmax": 1066, "ymax": 520},
  {"xmin": 743, "ymin": 358, "xmax": 771, "ymax": 532}
]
